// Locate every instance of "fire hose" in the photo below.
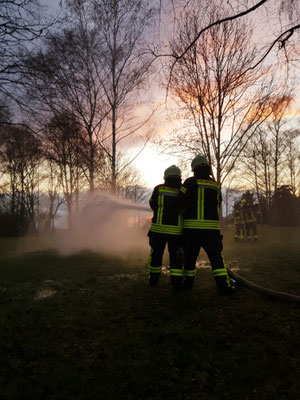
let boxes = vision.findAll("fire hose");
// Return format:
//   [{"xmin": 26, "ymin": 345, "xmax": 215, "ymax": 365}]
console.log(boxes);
[{"xmin": 227, "ymin": 266, "xmax": 300, "ymax": 303}]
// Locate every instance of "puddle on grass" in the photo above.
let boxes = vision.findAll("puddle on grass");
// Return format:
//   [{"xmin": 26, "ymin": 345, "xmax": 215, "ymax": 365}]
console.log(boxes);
[
  {"xmin": 34, "ymin": 280, "xmax": 58, "ymax": 300},
  {"xmin": 226, "ymin": 260, "xmax": 249, "ymax": 272},
  {"xmin": 34, "ymin": 289, "xmax": 57, "ymax": 300},
  {"xmin": 196, "ymin": 261, "xmax": 211, "ymax": 269},
  {"xmin": 160, "ymin": 262, "xmax": 210, "ymax": 275},
  {"xmin": 161, "ymin": 262, "xmax": 248, "ymax": 274}
]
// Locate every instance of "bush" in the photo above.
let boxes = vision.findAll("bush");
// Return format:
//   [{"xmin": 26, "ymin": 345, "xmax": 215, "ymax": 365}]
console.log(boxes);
[
  {"xmin": 0, "ymin": 213, "xmax": 20, "ymax": 237},
  {"xmin": 271, "ymin": 186, "xmax": 300, "ymax": 226}
]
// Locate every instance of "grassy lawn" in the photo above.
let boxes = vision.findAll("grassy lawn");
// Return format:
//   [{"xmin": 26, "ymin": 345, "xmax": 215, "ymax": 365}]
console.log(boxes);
[{"xmin": 0, "ymin": 227, "xmax": 299, "ymax": 400}]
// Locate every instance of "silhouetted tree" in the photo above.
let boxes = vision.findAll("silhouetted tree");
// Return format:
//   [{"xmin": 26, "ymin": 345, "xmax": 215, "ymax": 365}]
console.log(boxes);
[
  {"xmin": 266, "ymin": 95, "xmax": 294, "ymax": 192},
  {"xmin": 43, "ymin": 112, "xmax": 86, "ymax": 228},
  {"xmin": 285, "ymin": 129, "xmax": 300, "ymax": 196},
  {"xmin": 0, "ymin": 125, "xmax": 42, "ymax": 234},
  {"xmin": 23, "ymin": 0, "xmax": 156, "ymax": 193},
  {"xmin": 24, "ymin": 26, "xmax": 107, "ymax": 193},
  {"xmin": 0, "ymin": 0, "xmax": 57, "ymax": 106},
  {"xmin": 238, "ymin": 95, "xmax": 299, "ymax": 216},
  {"xmin": 272, "ymin": 185, "xmax": 300, "ymax": 226},
  {"xmin": 88, "ymin": 0, "xmax": 155, "ymax": 192},
  {"xmin": 160, "ymin": 4, "xmax": 276, "ymax": 185},
  {"xmin": 166, "ymin": 0, "xmax": 300, "ymax": 72}
]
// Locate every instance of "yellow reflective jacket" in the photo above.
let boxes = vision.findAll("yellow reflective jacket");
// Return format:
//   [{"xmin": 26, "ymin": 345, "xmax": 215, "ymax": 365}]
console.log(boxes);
[
  {"xmin": 178, "ymin": 177, "xmax": 221, "ymax": 231},
  {"xmin": 149, "ymin": 184, "xmax": 183, "ymax": 235},
  {"xmin": 233, "ymin": 209, "xmax": 243, "ymax": 225}
]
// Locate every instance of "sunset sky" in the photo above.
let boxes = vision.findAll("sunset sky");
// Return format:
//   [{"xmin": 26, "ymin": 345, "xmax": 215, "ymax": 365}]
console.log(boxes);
[
  {"xmin": 41, "ymin": 0, "xmax": 182, "ymax": 189},
  {"xmin": 134, "ymin": 147, "xmax": 180, "ymax": 188},
  {"xmin": 40, "ymin": 0, "xmax": 300, "ymax": 190}
]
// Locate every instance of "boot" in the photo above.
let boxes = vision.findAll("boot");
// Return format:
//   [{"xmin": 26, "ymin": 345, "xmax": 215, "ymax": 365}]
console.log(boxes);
[{"xmin": 149, "ymin": 273, "xmax": 160, "ymax": 286}]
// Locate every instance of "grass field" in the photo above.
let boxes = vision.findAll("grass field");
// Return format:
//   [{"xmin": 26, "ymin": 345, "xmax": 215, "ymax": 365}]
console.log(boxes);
[{"xmin": 0, "ymin": 226, "xmax": 299, "ymax": 400}]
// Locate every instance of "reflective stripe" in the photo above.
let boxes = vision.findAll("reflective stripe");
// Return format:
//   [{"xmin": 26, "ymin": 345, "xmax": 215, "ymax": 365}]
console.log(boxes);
[
  {"xmin": 156, "ymin": 193, "xmax": 164, "ymax": 225},
  {"xmin": 178, "ymin": 212, "xmax": 183, "ymax": 228},
  {"xmin": 183, "ymin": 220, "xmax": 220, "ymax": 229},
  {"xmin": 156, "ymin": 193, "xmax": 161, "ymax": 224},
  {"xmin": 170, "ymin": 269, "xmax": 184, "ymax": 277},
  {"xmin": 196, "ymin": 179, "xmax": 219, "ymax": 188},
  {"xmin": 150, "ymin": 223, "xmax": 182, "ymax": 235},
  {"xmin": 147, "ymin": 249, "xmax": 153, "ymax": 277},
  {"xmin": 148, "ymin": 249, "xmax": 162, "ymax": 274},
  {"xmin": 159, "ymin": 192, "xmax": 177, "ymax": 197},
  {"xmin": 212, "ymin": 268, "xmax": 228, "ymax": 277},
  {"xmin": 184, "ymin": 269, "xmax": 196, "ymax": 277},
  {"xmin": 197, "ymin": 186, "xmax": 205, "ymax": 220},
  {"xmin": 197, "ymin": 186, "xmax": 201, "ymax": 219},
  {"xmin": 221, "ymin": 254, "xmax": 231, "ymax": 287},
  {"xmin": 180, "ymin": 186, "xmax": 187, "ymax": 193},
  {"xmin": 159, "ymin": 187, "xmax": 180, "ymax": 194},
  {"xmin": 159, "ymin": 194, "xmax": 164, "ymax": 225},
  {"xmin": 148, "ymin": 265, "xmax": 161, "ymax": 273},
  {"xmin": 201, "ymin": 188, "xmax": 204, "ymax": 219},
  {"xmin": 222, "ymin": 255, "xmax": 231, "ymax": 287}
]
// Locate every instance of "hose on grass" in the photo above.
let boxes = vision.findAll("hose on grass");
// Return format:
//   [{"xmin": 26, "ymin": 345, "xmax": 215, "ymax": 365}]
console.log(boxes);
[{"xmin": 227, "ymin": 267, "xmax": 300, "ymax": 303}]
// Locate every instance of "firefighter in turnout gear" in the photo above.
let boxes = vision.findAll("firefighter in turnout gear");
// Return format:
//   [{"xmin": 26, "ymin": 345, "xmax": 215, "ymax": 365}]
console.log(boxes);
[
  {"xmin": 241, "ymin": 198, "xmax": 258, "ymax": 241},
  {"xmin": 233, "ymin": 202, "xmax": 245, "ymax": 242},
  {"xmin": 147, "ymin": 165, "xmax": 184, "ymax": 289},
  {"xmin": 178, "ymin": 155, "xmax": 235, "ymax": 294}
]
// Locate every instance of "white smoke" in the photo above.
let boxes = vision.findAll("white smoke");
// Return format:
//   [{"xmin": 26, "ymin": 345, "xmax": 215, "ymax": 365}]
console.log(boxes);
[{"xmin": 53, "ymin": 190, "xmax": 152, "ymax": 255}]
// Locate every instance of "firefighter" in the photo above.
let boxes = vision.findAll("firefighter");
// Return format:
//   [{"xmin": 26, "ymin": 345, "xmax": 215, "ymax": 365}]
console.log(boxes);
[
  {"xmin": 178, "ymin": 155, "xmax": 235, "ymax": 295},
  {"xmin": 147, "ymin": 165, "xmax": 184, "ymax": 289},
  {"xmin": 233, "ymin": 202, "xmax": 245, "ymax": 242},
  {"xmin": 241, "ymin": 198, "xmax": 258, "ymax": 241}
]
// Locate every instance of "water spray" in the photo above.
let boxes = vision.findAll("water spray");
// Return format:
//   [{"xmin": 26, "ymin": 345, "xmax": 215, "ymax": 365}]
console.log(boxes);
[{"xmin": 54, "ymin": 191, "xmax": 152, "ymax": 255}]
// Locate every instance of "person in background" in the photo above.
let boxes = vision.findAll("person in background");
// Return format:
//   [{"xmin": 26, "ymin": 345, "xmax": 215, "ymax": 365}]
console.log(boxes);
[
  {"xmin": 147, "ymin": 165, "xmax": 184, "ymax": 290},
  {"xmin": 178, "ymin": 155, "xmax": 235, "ymax": 295},
  {"xmin": 233, "ymin": 202, "xmax": 245, "ymax": 242},
  {"xmin": 241, "ymin": 198, "xmax": 258, "ymax": 241}
]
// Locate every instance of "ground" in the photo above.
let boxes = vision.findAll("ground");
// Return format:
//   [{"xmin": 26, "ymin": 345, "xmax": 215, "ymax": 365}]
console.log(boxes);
[{"xmin": 0, "ymin": 226, "xmax": 299, "ymax": 399}]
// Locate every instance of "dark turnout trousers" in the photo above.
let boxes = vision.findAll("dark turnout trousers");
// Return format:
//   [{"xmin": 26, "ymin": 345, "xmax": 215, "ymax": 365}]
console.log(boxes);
[
  {"xmin": 183, "ymin": 230, "xmax": 232, "ymax": 293},
  {"xmin": 235, "ymin": 223, "xmax": 245, "ymax": 241},
  {"xmin": 245, "ymin": 221, "xmax": 258, "ymax": 241},
  {"xmin": 148, "ymin": 232, "xmax": 183, "ymax": 288}
]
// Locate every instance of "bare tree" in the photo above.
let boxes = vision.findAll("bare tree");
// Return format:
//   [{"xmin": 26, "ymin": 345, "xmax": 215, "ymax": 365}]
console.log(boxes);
[
  {"xmin": 284, "ymin": 129, "xmax": 300, "ymax": 196},
  {"xmin": 39, "ymin": 159, "xmax": 66, "ymax": 231},
  {"xmin": 238, "ymin": 98, "xmax": 300, "ymax": 216},
  {"xmin": 43, "ymin": 112, "xmax": 85, "ymax": 228},
  {"xmin": 0, "ymin": 125, "xmax": 42, "ymax": 234},
  {"xmin": 239, "ymin": 127, "xmax": 279, "ymax": 213},
  {"xmin": 160, "ymin": 5, "xmax": 276, "ymax": 185},
  {"xmin": 115, "ymin": 154, "xmax": 148, "ymax": 203},
  {"xmin": 89, "ymin": 0, "xmax": 156, "ymax": 192},
  {"xmin": 266, "ymin": 95, "xmax": 294, "ymax": 192},
  {"xmin": 24, "ymin": 24, "xmax": 108, "ymax": 193},
  {"xmin": 23, "ymin": 0, "xmax": 156, "ymax": 193},
  {"xmin": 164, "ymin": 0, "xmax": 300, "ymax": 71},
  {"xmin": 0, "ymin": 0, "xmax": 58, "ymax": 106}
]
